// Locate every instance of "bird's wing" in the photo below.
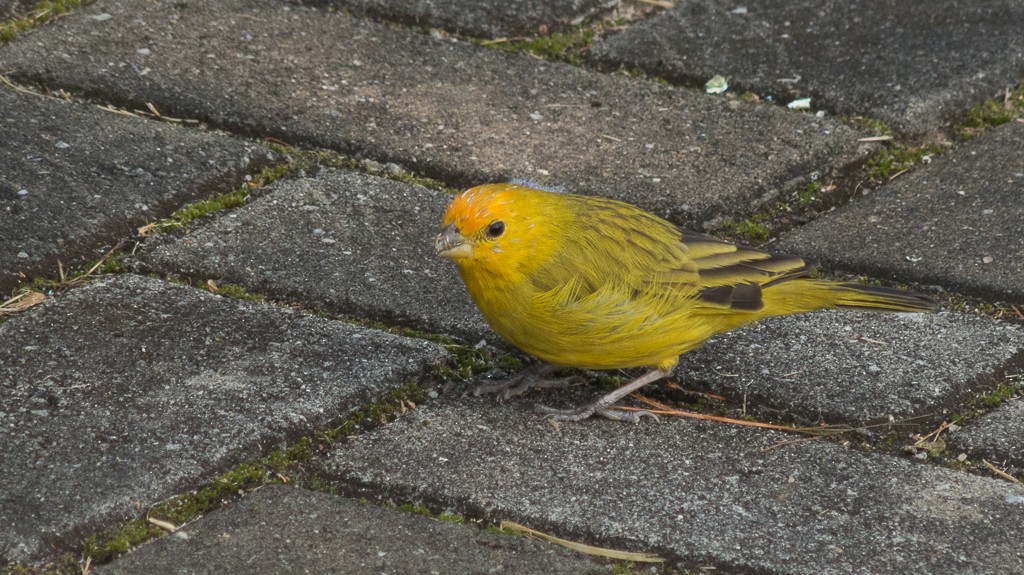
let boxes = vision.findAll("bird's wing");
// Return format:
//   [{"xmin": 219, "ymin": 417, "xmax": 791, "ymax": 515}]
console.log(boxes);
[
  {"xmin": 649, "ymin": 229, "xmax": 812, "ymax": 312},
  {"xmin": 526, "ymin": 197, "xmax": 811, "ymax": 315}
]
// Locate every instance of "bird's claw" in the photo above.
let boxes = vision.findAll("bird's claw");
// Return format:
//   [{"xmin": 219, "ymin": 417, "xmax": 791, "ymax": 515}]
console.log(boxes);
[
  {"xmin": 535, "ymin": 403, "xmax": 659, "ymax": 424},
  {"xmin": 473, "ymin": 364, "xmax": 585, "ymax": 400}
]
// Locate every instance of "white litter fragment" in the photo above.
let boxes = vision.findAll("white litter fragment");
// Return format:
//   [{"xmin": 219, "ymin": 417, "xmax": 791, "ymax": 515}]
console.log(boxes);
[
  {"xmin": 705, "ymin": 75, "xmax": 728, "ymax": 94},
  {"xmin": 787, "ymin": 97, "xmax": 812, "ymax": 110}
]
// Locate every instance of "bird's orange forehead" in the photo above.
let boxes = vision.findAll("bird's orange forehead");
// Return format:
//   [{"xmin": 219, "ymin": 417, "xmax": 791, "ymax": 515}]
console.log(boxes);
[{"xmin": 443, "ymin": 183, "xmax": 519, "ymax": 235}]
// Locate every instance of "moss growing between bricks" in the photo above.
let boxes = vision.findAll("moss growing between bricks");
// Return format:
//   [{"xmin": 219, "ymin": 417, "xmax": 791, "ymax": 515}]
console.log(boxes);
[
  {"xmin": 862, "ymin": 142, "xmax": 943, "ymax": 181},
  {"xmin": 477, "ymin": 27, "xmax": 597, "ymax": 66},
  {"xmin": 157, "ymin": 142, "xmax": 457, "ymax": 235},
  {"xmin": 63, "ymin": 382, "xmax": 433, "ymax": 570},
  {"xmin": 957, "ymin": 80, "xmax": 1024, "ymax": 140},
  {"xmin": 0, "ymin": 0, "xmax": 91, "ymax": 43}
]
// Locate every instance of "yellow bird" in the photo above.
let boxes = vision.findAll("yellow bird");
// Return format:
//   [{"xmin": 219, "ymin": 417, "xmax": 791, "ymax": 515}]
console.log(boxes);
[{"xmin": 435, "ymin": 183, "xmax": 935, "ymax": 423}]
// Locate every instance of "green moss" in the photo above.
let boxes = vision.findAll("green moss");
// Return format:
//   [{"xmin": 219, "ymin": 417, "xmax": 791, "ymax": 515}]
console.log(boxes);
[
  {"xmin": 436, "ymin": 512, "xmax": 465, "ymax": 524},
  {"xmin": 862, "ymin": 143, "xmax": 942, "ymax": 181},
  {"xmin": 161, "ymin": 160, "xmax": 292, "ymax": 230},
  {"xmin": 934, "ymin": 290, "xmax": 1020, "ymax": 321},
  {"xmin": 968, "ymin": 381, "xmax": 1022, "ymax": 410},
  {"xmin": 209, "ymin": 283, "xmax": 266, "ymax": 303},
  {"xmin": 958, "ymin": 82, "xmax": 1024, "ymax": 140},
  {"xmin": 0, "ymin": 0, "xmax": 90, "ymax": 43},
  {"xmin": 157, "ymin": 142, "xmax": 458, "ymax": 234},
  {"xmin": 332, "ymin": 383, "xmax": 431, "ymax": 438},
  {"xmin": 480, "ymin": 27, "xmax": 596, "ymax": 65},
  {"xmin": 716, "ymin": 215, "xmax": 771, "ymax": 243},
  {"xmin": 842, "ymin": 115, "xmax": 894, "ymax": 138},
  {"xmin": 82, "ymin": 521, "xmax": 164, "ymax": 564},
  {"xmin": 0, "ymin": 556, "xmax": 81, "ymax": 575},
  {"xmin": 795, "ymin": 181, "xmax": 821, "ymax": 206},
  {"xmin": 398, "ymin": 503, "xmax": 433, "ymax": 517},
  {"xmin": 73, "ymin": 382, "xmax": 430, "ymax": 567}
]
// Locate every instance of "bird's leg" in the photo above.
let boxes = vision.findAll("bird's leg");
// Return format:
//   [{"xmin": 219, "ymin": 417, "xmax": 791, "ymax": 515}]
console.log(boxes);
[
  {"xmin": 535, "ymin": 369, "xmax": 666, "ymax": 423},
  {"xmin": 473, "ymin": 363, "xmax": 586, "ymax": 400}
]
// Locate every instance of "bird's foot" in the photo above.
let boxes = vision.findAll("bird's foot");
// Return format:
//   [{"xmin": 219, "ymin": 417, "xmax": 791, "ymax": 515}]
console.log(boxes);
[
  {"xmin": 534, "ymin": 368, "xmax": 668, "ymax": 424},
  {"xmin": 473, "ymin": 364, "xmax": 586, "ymax": 400},
  {"xmin": 535, "ymin": 402, "xmax": 659, "ymax": 424}
]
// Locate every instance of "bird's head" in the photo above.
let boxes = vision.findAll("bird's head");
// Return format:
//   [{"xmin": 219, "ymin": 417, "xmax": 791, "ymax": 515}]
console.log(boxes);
[{"xmin": 435, "ymin": 183, "xmax": 555, "ymax": 277}]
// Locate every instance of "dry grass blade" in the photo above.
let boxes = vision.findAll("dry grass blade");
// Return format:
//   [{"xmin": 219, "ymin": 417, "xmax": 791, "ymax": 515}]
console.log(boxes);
[
  {"xmin": 619, "ymin": 393, "xmax": 838, "ymax": 434},
  {"xmin": 146, "ymin": 516, "xmax": 177, "ymax": 532},
  {"xmin": 0, "ymin": 289, "xmax": 46, "ymax": 316},
  {"xmin": 499, "ymin": 521, "xmax": 663, "ymax": 563},
  {"xmin": 663, "ymin": 382, "xmax": 726, "ymax": 401},
  {"xmin": 982, "ymin": 459, "xmax": 1021, "ymax": 484},
  {"xmin": 638, "ymin": 0, "xmax": 674, "ymax": 8}
]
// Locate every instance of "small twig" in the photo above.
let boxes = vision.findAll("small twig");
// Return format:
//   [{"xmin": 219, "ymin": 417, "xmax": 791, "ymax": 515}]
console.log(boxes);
[
  {"xmin": 888, "ymin": 169, "xmax": 909, "ymax": 181},
  {"xmin": 500, "ymin": 521, "xmax": 663, "ymax": 562},
  {"xmin": 913, "ymin": 419, "xmax": 953, "ymax": 445},
  {"xmin": 857, "ymin": 135, "xmax": 893, "ymax": 142},
  {"xmin": 146, "ymin": 516, "xmax": 176, "ymax": 532},
  {"xmin": 97, "ymin": 104, "xmax": 141, "ymax": 118},
  {"xmin": 637, "ymin": 0, "xmax": 675, "ymax": 8},
  {"xmin": 621, "ymin": 394, "xmax": 837, "ymax": 435},
  {"xmin": 663, "ymin": 382, "xmax": 726, "ymax": 401},
  {"xmin": 0, "ymin": 74, "xmax": 47, "ymax": 97},
  {"xmin": 982, "ymin": 459, "xmax": 1020, "ymax": 484}
]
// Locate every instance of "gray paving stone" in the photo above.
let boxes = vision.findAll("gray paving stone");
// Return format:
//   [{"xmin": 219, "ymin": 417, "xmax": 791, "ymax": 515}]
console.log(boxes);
[
  {"xmin": 99, "ymin": 485, "xmax": 611, "ymax": 575},
  {"xmin": 681, "ymin": 310, "xmax": 1024, "ymax": 427},
  {"xmin": 132, "ymin": 170, "xmax": 490, "ymax": 343},
  {"xmin": 776, "ymin": 121, "xmax": 1024, "ymax": 304},
  {"xmin": 292, "ymin": 0, "xmax": 615, "ymax": 37},
  {"xmin": 0, "ymin": 0, "xmax": 870, "ymax": 227},
  {"xmin": 0, "ymin": 88, "xmax": 275, "ymax": 294},
  {"xmin": 590, "ymin": 0, "xmax": 1024, "ymax": 135},
  {"xmin": 0, "ymin": 0, "xmax": 37, "ymax": 20},
  {"xmin": 0, "ymin": 274, "xmax": 447, "ymax": 564},
  {"xmin": 948, "ymin": 397, "xmax": 1024, "ymax": 476},
  {"xmin": 323, "ymin": 396, "xmax": 1024, "ymax": 575}
]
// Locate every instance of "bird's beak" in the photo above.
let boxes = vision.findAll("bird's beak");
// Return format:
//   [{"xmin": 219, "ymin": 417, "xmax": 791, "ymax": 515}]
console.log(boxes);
[{"xmin": 435, "ymin": 224, "xmax": 472, "ymax": 259}]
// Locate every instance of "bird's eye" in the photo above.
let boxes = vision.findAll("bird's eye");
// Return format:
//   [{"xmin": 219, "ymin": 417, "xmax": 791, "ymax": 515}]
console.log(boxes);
[{"xmin": 485, "ymin": 220, "xmax": 505, "ymax": 238}]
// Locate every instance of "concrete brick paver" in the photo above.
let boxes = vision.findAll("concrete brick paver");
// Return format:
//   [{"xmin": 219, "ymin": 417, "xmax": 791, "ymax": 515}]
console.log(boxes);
[
  {"xmin": 590, "ymin": 0, "xmax": 1024, "ymax": 135},
  {"xmin": 0, "ymin": 0, "xmax": 37, "ymax": 21},
  {"xmin": 99, "ymin": 485, "xmax": 611, "ymax": 575},
  {"xmin": 0, "ymin": 274, "xmax": 447, "ymax": 564},
  {"xmin": 294, "ymin": 0, "xmax": 615, "ymax": 37},
  {"xmin": 0, "ymin": 89, "xmax": 274, "ymax": 293},
  {"xmin": 323, "ymin": 395, "xmax": 1024, "ymax": 575},
  {"xmin": 777, "ymin": 121, "xmax": 1024, "ymax": 304},
  {"xmin": 133, "ymin": 169, "xmax": 490, "ymax": 342},
  {"xmin": 682, "ymin": 310, "xmax": 1024, "ymax": 426},
  {"xmin": 0, "ymin": 0, "xmax": 869, "ymax": 226},
  {"xmin": 949, "ymin": 398, "xmax": 1024, "ymax": 475}
]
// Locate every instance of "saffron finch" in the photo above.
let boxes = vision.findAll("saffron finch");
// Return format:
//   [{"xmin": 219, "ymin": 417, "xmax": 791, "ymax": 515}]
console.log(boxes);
[{"xmin": 435, "ymin": 183, "xmax": 936, "ymax": 423}]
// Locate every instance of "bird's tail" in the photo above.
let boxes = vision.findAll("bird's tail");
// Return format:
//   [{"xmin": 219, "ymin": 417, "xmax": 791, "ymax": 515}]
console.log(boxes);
[
  {"xmin": 766, "ymin": 279, "xmax": 937, "ymax": 315},
  {"xmin": 828, "ymin": 282, "xmax": 937, "ymax": 313}
]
